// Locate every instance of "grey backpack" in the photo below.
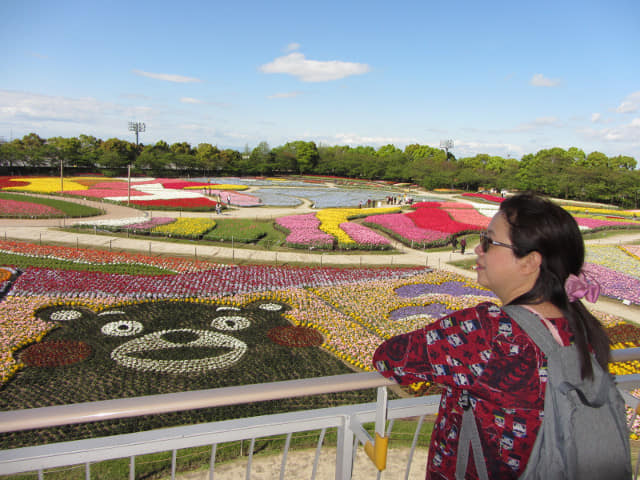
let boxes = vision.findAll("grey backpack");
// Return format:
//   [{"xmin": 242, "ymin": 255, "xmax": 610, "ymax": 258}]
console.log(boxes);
[{"xmin": 457, "ymin": 305, "xmax": 631, "ymax": 480}]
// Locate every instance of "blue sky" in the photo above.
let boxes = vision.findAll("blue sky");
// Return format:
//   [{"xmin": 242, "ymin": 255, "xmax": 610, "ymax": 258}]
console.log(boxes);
[{"xmin": 1, "ymin": 0, "xmax": 639, "ymax": 160}]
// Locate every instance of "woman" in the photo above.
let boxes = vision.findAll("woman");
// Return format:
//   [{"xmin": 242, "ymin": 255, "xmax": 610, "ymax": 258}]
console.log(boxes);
[{"xmin": 373, "ymin": 193, "xmax": 611, "ymax": 479}]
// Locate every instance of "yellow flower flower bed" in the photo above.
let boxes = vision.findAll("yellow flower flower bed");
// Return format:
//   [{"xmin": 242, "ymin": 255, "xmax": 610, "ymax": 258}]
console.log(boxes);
[
  {"xmin": 563, "ymin": 205, "xmax": 637, "ymax": 218},
  {"xmin": 2, "ymin": 177, "xmax": 90, "ymax": 193},
  {"xmin": 151, "ymin": 218, "xmax": 216, "ymax": 238},
  {"xmin": 315, "ymin": 207, "xmax": 400, "ymax": 245}
]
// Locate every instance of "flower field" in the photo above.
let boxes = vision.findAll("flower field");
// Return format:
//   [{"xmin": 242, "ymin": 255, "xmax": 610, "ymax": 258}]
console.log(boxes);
[
  {"xmin": 0, "ymin": 240, "xmax": 639, "ymax": 446},
  {"xmin": 0, "ymin": 176, "xmax": 254, "ymax": 211}
]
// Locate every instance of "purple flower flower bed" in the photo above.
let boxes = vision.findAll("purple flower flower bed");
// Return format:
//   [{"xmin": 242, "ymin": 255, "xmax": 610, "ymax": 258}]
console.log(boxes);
[
  {"xmin": 395, "ymin": 281, "xmax": 494, "ymax": 298},
  {"xmin": 364, "ymin": 213, "xmax": 447, "ymax": 242},
  {"xmin": 276, "ymin": 213, "xmax": 334, "ymax": 247},
  {"xmin": 584, "ymin": 263, "xmax": 640, "ymax": 305},
  {"xmin": 10, "ymin": 264, "xmax": 427, "ymax": 298},
  {"xmin": 339, "ymin": 222, "xmax": 390, "ymax": 247},
  {"xmin": 389, "ymin": 303, "xmax": 454, "ymax": 320},
  {"xmin": 126, "ymin": 217, "xmax": 175, "ymax": 231}
]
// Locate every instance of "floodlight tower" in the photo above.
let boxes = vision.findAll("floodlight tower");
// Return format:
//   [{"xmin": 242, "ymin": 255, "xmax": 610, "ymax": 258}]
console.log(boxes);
[
  {"xmin": 128, "ymin": 121, "xmax": 146, "ymax": 146},
  {"xmin": 440, "ymin": 139, "xmax": 454, "ymax": 161},
  {"xmin": 127, "ymin": 121, "xmax": 146, "ymax": 204}
]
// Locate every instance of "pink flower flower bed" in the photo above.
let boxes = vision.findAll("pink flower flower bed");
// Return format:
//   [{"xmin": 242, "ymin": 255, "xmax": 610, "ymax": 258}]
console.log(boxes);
[
  {"xmin": 364, "ymin": 213, "xmax": 447, "ymax": 242},
  {"xmin": 339, "ymin": 222, "xmax": 390, "ymax": 246},
  {"xmin": 0, "ymin": 240, "xmax": 213, "ymax": 273},
  {"xmin": 209, "ymin": 190, "xmax": 262, "ymax": 207},
  {"xmin": 130, "ymin": 197, "xmax": 218, "ymax": 208},
  {"xmin": 276, "ymin": 213, "xmax": 334, "ymax": 247},
  {"xmin": 574, "ymin": 217, "xmax": 640, "ymax": 229},
  {"xmin": 441, "ymin": 204, "xmax": 491, "ymax": 228},
  {"xmin": 0, "ymin": 199, "xmax": 64, "ymax": 217},
  {"xmin": 462, "ymin": 192, "xmax": 505, "ymax": 203},
  {"xmin": 64, "ymin": 189, "xmax": 150, "ymax": 198},
  {"xmin": 126, "ymin": 217, "xmax": 175, "ymax": 231},
  {"xmin": 406, "ymin": 205, "xmax": 483, "ymax": 234}
]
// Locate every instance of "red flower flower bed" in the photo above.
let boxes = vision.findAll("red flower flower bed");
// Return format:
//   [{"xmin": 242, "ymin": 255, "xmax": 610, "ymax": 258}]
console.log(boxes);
[
  {"xmin": 129, "ymin": 197, "xmax": 218, "ymax": 208},
  {"xmin": 0, "ymin": 178, "xmax": 29, "ymax": 189},
  {"xmin": 20, "ymin": 340, "xmax": 92, "ymax": 367},
  {"xmin": 406, "ymin": 205, "xmax": 483, "ymax": 234},
  {"xmin": 267, "ymin": 326, "xmax": 324, "ymax": 347},
  {"xmin": 462, "ymin": 192, "xmax": 505, "ymax": 203},
  {"xmin": 160, "ymin": 180, "xmax": 211, "ymax": 189}
]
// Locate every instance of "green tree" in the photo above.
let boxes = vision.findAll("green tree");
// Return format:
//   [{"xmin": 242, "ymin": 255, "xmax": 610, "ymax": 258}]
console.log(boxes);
[
  {"xmin": 21, "ymin": 133, "xmax": 47, "ymax": 167},
  {"xmin": 0, "ymin": 139, "xmax": 25, "ymax": 169},
  {"xmin": 99, "ymin": 138, "xmax": 136, "ymax": 171},
  {"xmin": 47, "ymin": 136, "xmax": 81, "ymax": 170},
  {"xmin": 249, "ymin": 141, "xmax": 275, "ymax": 175},
  {"xmin": 78, "ymin": 135, "xmax": 102, "ymax": 169},
  {"xmin": 195, "ymin": 143, "xmax": 222, "ymax": 175}
]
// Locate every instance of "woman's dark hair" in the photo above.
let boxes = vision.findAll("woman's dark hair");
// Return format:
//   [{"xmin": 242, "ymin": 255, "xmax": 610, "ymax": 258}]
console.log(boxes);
[{"xmin": 499, "ymin": 192, "xmax": 610, "ymax": 379}]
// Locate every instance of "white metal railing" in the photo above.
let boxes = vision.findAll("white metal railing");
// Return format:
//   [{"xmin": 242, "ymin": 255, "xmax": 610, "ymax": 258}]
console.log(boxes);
[{"xmin": 0, "ymin": 348, "xmax": 639, "ymax": 479}]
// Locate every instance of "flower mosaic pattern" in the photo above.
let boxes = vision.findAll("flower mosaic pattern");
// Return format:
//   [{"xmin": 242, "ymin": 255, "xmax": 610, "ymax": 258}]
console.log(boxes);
[{"xmin": 1, "ymin": 241, "xmax": 640, "ymax": 439}]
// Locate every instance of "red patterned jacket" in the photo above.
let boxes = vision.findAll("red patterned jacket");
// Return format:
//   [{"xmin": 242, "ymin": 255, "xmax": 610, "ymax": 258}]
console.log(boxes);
[{"xmin": 372, "ymin": 302, "xmax": 573, "ymax": 479}]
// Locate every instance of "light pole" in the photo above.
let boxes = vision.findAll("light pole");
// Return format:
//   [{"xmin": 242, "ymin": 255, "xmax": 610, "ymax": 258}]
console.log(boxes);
[
  {"xmin": 128, "ymin": 121, "xmax": 146, "ymax": 147},
  {"xmin": 127, "ymin": 122, "xmax": 146, "ymax": 204},
  {"xmin": 440, "ymin": 139, "xmax": 454, "ymax": 161}
]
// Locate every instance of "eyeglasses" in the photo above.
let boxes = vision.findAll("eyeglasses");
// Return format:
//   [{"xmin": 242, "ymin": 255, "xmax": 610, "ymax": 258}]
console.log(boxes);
[{"xmin": 479, "ymin": 232, "xmax": 515, "ymax": 252}]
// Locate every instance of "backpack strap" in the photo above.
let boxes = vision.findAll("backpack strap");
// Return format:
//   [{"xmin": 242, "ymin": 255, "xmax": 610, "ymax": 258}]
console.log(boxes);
[
  {"xmin": 456, "ymin": 400, "xmax": 490, "ymax": 480},
  {"xmin": 504, "ymin": 305, "xmax": 610, "ymax": 408},
  {"xmin": 502, "ymin": 305, "xmax": 562, "ymax": 357}
]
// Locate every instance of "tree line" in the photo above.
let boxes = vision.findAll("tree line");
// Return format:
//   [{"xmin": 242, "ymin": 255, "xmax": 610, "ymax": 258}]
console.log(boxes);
[{"xmin": 1, "ymin": 133, "xmax": 639, "ymax": 207}]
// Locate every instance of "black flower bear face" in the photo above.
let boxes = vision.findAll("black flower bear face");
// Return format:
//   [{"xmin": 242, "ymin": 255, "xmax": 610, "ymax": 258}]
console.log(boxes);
[
  {"xmin": 0, "ymin": 299, "xmax": 370, "ymax": 449},
  {"xmin": 2, "ymin": 299, "xmax": 344, "ymax": 411},
  {"xmin": 26, "ymin": 300, "xmax": 296, "ymax": 375}
]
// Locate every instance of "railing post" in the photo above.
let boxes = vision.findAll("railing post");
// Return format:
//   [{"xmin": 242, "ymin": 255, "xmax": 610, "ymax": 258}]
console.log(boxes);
[{"xmin": 336, "ymin": 415, "xmax": 355, "ymax": 480}]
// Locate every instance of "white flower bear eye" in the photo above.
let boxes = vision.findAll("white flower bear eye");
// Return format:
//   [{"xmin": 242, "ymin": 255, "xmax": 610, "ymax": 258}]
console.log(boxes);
[
  {"xmin": 101, "ymin": 320, "xmax": 144, "ymax": 337},
  {"xmin": 211, "ymin": 316, "xmax": 251, "ymax": 331}
]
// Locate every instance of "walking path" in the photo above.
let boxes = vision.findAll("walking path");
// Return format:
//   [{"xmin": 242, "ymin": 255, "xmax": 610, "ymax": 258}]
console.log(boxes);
[{"xmin": 1, "ymin": 196, "xmax": 638, "ymax": 323}]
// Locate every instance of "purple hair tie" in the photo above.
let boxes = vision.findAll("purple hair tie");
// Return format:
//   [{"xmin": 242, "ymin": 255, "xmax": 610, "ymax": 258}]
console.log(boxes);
[{"xmin": 564, "ymin": 270, "xmax": 600, "ymax": 303}]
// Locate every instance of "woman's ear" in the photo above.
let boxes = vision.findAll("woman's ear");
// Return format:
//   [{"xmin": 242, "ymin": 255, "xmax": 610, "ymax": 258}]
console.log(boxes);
[{"xmin": 520, "ymin": 250, "xmax": 543, "ymax": 276}]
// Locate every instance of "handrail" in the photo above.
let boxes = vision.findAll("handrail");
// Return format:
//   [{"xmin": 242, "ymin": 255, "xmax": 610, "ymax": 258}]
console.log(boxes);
[
  {"xmin": 611, "ymin": 347, "xmax": 640, "ymax": 362},
  {"xmin": 1, "ymin": 346, "xmax": 639, "ymax": 435},
  {"xmin": 0, "ymin": 371, "xmax": 394, "ymax": 434}
]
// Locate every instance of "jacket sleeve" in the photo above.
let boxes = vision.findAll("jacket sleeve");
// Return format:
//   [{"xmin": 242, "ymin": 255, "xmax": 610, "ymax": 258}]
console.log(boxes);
[{"xmin": 372, "ymin": 304, "xmax": 495, "ymax": 388}]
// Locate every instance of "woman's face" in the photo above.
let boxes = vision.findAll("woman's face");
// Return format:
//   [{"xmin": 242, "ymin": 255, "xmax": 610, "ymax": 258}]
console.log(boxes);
[{"xmin": 474, "ymin": 212, "xmax": 529, "ymax": 303}]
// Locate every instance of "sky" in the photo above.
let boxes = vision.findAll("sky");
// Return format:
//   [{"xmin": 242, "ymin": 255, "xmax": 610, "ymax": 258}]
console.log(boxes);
[{"xmin": 1, "ymin": 0, "xmax": 639, "ymax": 161}]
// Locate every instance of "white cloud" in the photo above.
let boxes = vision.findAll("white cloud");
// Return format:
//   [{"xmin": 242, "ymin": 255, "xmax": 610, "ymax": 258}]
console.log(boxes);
[
  {"xmin": 285, "ymin": 43, "xmax": 301, "ymax": 52},
  {"xmin": 180, "ymin": 97, "xmax": 202, "ymax": 104},
  {"xmin": 581, "ymin": 118, "xmax": 640, "ymax": 144},
  {"xmin": 616, "ymin": 91, "xmax": 640, "ymax": 114},
  {"xmin": 512, "ymin": 116, "xmax": 560, "ymax": 132},
  {"xmin": 455, "ymin": 141, "xmax": 525, "ymax": 158},
  {"xmin": 267, "ymin": 91, "xmax": 303, "ymax": 99},
  {"xmin": 591, "ymin": 113, "xmax": 601, "ymax": 123},
  {"xmin": 132, "ymin": 69, "xmax": 201, "ymax": 83},
  {"xmin": 331, "ymin": 133, "xmax": 412, "ymax": 146},
  {"xmin": 530, "ymin": 73, "xmax": 561, "ymax": 87},
  {"xmin": 259, "ymin": 52, "xmax": 370, "ymax": 82}
]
